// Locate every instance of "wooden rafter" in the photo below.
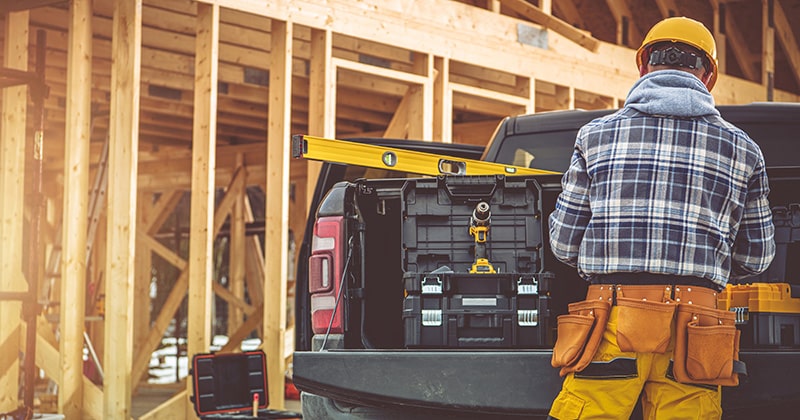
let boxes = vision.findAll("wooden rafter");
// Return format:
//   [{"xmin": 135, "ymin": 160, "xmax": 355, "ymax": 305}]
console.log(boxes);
[
  {"xmin": 552, "ymin": 0, "xmax": 587, "ymax": 30},
  {"xmin": 773, "ymin": 0, "xmax": 800, "ymax": 88},
  {"xmin": 0, "ymin": 0, "xmax": 67, "ymax": 13},
  {"xmin": 497, "ymin": 0, "xmax": 599, "ymax": 51},
  {"xmin": 653, "ymin": 0, "xmax": 680, "ymax": 18},
  {"xmin": 604, "ymin": 0, "xmax": 643, "ymax": 47},
  {"xmin": 715, "ymin": 0, "xmax": 759, "ymax": 81}
]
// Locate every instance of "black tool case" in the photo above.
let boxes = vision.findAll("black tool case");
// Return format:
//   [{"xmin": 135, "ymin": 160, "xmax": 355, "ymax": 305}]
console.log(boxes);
[
  {"xmin": 745, "ymin": 204, "xmax": 800, "ymax": 285},
  {"xmin": 190, "ymin": 350, "xmax": 301, "ymax": 419},
  {"xmin": 400, "ymin": 175, "xmax": 553, "ymax": 348}
]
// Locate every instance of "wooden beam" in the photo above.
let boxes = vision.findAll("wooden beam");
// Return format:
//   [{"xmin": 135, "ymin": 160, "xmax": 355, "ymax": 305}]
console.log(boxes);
[
  {"xmin": 228, "ymin": 158, "xmax": 246, "ymax": 334},
  {"xmin": 104, "ymin": 0, "xmax": 141, "ymax": 417},
  {"xmin": 130, "ymin": 270, "xmax": 187, "ymax": 388},
  {"xmin": 552, "ymin": 0, "xmax": 586, "ymax": 31},
  {"xmin": 762, "ymin": 0, "xmax": 774, "ymax": 100},
  {"xmin": 772, "ymin": 0, "xmax": 800, "ymax": 89},
  {"xmin": 23, "ymin": 317, "xmax": 103, "ymax": 419},
  {"xmin": 139, "ymin": 390, "xmax": 187, "ymax": 420},
  {"xmin": 213, "ymin": 282, "xmax": 256, "ymax": 316},
  {"xmin": 143, "ymin": 190, "xmax": 184, "ymax": 235},
  {"xmin": 220, "ymin": 303, "xmax": 264, "ymax": 353},
  {"xmin": 384, "ymin": 87, "xmax": 412, "ymax": 139},
  {"xmin": 307, "ymin": 28, "xmax": 334, "ymax": 212},
  {"xmin": 185, "ymin": 3, "xmax": 219, "ymax": 417},
  {"xmin": 497, "ymin": 0, "xmax": 599, "ymax": 51},
  {"xmin": 264, "ymin": 18, "xmax": 292, "ymax": 410},
  {"xmin": 722, "ymin": 3, "xmax": 759, "ymax": 81},
  {"xmin": 653, "ymin": 0, "xmax": 680, "ymax": 18},
  {"xmin": 60, "ymin": 0, "xmax": 92, "ymax": 416},
  {"xmin": 711, "ymin": 0, "xmax": 728, "ymax": 73},
  {"xmin": 604, "ymin": 0, "xmax": 642, "ymax": 48},
  {"xmin": 134, "ymin": 191, "xmax": 153, "ymax": 363},
  {"xmin": 433, "ymin": 57, "xmax": 452, "ymax": 143},
  {"xmin": 0, "ymin": 0, "xmax": 67, "ymax": 13},
  {"xmin": 243, "ymin": 194, "xmax": 265, "ymax": 307},
  {"xmin": 0, "ymin": 10, "xmax": 29, "ymax": 413}
]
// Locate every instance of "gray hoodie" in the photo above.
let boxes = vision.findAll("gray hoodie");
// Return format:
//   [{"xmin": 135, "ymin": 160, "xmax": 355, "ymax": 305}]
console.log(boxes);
[{"xmin": 623, "ymin": 69, "xmax": 720, "ymax": 118}]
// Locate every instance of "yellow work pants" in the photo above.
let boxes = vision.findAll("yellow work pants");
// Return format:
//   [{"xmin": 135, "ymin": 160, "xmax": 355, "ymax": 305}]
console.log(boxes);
[{"xmin": 549, "ymin": 307, "xmax": 722, "ymax": 419}]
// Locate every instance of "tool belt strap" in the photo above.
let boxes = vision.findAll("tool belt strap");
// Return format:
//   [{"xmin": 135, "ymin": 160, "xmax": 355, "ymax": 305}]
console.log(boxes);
[{"xmin": 587, "ymin": 284, "xmax": 719, "ymax": 309}]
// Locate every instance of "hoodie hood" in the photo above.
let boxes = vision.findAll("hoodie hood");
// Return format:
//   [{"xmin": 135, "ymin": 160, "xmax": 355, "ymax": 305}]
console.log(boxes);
[{"xmin": 624, "ymin": 70, "xmax": 719, "ymax": 118}]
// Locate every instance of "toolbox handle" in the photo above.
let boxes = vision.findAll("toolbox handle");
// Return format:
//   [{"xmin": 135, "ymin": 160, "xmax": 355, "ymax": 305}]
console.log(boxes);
[{"xmin": 440, "ymin": 175, "xmax": 499, "ymax": 199}]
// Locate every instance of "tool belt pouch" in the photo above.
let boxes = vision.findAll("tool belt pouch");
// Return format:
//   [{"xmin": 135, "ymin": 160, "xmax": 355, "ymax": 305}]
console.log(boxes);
[
  {"xmin": 552, "ymin": 300, "xmax": 610, "ymax": 377},
  {"xmin": 615, "ymin": 297, "xmax": 675, "ymax": 353},
  {"xmin": 673, "ymin": 304, "xmax": 741, "ymax": 386}
]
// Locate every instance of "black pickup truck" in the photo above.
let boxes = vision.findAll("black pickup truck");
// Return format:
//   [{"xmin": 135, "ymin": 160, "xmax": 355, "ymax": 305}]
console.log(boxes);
[{"xmin": 292, "ymin": 103, "xmax": 800, "ymax": 419}]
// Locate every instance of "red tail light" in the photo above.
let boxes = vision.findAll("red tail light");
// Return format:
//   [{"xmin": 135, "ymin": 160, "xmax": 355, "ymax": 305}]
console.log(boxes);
[{"xmin": 310, "ymin": 216, "xmax": 346, "ymax": 334}]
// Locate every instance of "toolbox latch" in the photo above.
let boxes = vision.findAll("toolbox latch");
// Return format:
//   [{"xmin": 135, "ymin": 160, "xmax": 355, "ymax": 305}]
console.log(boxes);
[
  {"xmin": 422, "ymin": 276, "xmax": 443, "ymax": 294},
  {"xmin": 518, "ymin": 309, "xmax": 539, "ymax": 326},
  {"xmin": 422, "ymin": 309, "xmax": 443, "ymax": 326},
  {"xmin": 730, "ymin": 306, "xmax": 749, "ymax": 325},
  {"xmin": 517, "ymin": 276, "xmax": 538, "ymax": 295}
]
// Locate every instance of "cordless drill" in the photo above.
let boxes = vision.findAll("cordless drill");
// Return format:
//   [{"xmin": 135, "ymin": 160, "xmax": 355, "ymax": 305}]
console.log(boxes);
[{"xmin": 469, "ymin": 201, "xmax": 496, "ymax": 273}]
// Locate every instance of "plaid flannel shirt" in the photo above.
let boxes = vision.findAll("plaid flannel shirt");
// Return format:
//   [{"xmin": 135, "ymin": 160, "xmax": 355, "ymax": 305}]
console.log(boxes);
[{"xmin": 549, "ymin": 107, "xmax": 775, "ymax": 289}]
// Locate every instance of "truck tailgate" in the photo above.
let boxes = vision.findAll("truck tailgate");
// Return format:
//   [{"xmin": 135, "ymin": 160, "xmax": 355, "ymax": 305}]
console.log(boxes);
[
  {"xmin": 293, "ymin": 350, "xmax": 800, "ymax": 416},
  {"xmin": 293, "ymin": 350, "xmax": 560, "ymax": 415}
]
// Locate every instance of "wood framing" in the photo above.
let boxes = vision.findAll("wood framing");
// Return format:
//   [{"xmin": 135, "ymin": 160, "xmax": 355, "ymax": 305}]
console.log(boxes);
[
  {"xmin": 1, "ymin": 0, "xmax": 799, "ymax": 415},
  {"xmin": 774, "ymin": 0, "xmax": 800, "ymax": 88},
  {"xmin": 306, "ymin": 27, "xmax": 333, "ymax": 211},
  {"xmin": 103, "ymin": 0, "xmax": 141, "ymax": 417},
  {"xmin": 59, "ymin": 0, "xmax": 92, "ymax": 416},
  {"xmin": 498, "ymin": 0, "xmax": 599, "ymax": 51},
  {"xmin": 264, "ymin": 18, "xmax": 292, "ymax": 409},
  {"xmin": 185, "ymin": 4, "xmax": 220, "ymax": 417},
  {"xmin": 0, "ymin": 10, "xmax": 29, "ymax": 413},
  {"xmin": 228, "ymin": 158, "xmax": 247, "ymax": 334}
]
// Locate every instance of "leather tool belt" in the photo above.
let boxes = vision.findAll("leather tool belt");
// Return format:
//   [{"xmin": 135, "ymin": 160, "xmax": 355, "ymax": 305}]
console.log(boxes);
[{"xmin": 552, "ymin": 283, "xmax": 744, "ymax": 386}]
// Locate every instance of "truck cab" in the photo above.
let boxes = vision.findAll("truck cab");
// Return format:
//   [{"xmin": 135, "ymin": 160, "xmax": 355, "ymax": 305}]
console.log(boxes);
[{"xmin": 293, "ymin": 103, "xmax": 800, "ymax": 419}]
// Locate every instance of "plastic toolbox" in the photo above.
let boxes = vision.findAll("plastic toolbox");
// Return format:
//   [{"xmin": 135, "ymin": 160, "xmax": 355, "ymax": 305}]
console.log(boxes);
[
  {"xmin": 400, "ymin": 175, "xmax": 553, "ymax": 348},
  {"xmin": 190, "ymin": 350, "xmax": 301, "ymax": 419},
  {"xmin": 744, "ymin": 204, "xmax": 800, "ymax": 285},
  {"xmin": 403, "ymin": 271, "xmax": 553, "ymax": 348},
  {"xmin": 401, "ymin": 175, "xmax": 544, "ymax": 274},
  {"xmin": 719, "ymin": 283, "xmax": 800, "ymax": 348}
]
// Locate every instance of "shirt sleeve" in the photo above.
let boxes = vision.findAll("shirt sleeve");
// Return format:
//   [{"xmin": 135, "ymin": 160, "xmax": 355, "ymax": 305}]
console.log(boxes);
[
  {"xmin": 731, "ymin": 158, "xmax": 776, "ymax": 280},
  {"xmin": 549, "ymin": 135, "xmax": 592, "ymax": 267}
]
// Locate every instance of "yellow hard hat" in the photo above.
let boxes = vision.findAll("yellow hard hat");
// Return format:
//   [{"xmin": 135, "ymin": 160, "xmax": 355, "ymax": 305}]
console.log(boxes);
[{"xmin": 636, "ymin": 17, "xmax": 718, "ymax": 91}]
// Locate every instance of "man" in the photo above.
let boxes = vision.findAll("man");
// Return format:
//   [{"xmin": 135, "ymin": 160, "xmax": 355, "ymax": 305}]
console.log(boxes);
[{"xmin": 547, "ymin": 17, "xmax": 775, "ymax": 419}]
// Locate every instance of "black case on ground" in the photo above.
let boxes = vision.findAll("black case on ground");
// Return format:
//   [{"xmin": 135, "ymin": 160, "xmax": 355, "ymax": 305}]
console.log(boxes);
[
  {"xmin": 190, "ymin": 350, "xmax": 301, "ymax": 419},
  {"xmin": 400, "ymin": 175, "xmax": 553, "ymax": 348}
]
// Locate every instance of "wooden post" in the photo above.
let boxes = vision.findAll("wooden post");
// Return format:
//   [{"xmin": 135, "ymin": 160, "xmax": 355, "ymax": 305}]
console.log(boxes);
[
  {"xmin": 186, "ymin": 2, "xmax": 219, "ymax": 418},
  {"xmin": 0, "ymin": 10, "xmax": 29, "ymax": 413},
  {"xmin": 228, "ymin": 156, "xmax": 246, "ymax": 335},
  {"xmin": 264, "ymin": 18, "xmax": 292, "ymax": 410},
  {"xmin": 104, "ymin": 0, "xmax": 141, "ymax": 417},
  {"xmin": 134, "ymin": 192, "xmax": 153, "ymax": 358},
  {"xmin": 762, "ymin": 0, "xmax": 775, "ymax": 101},
  {"xmin": 526, "ymin": 77, "xmax": 536, "ymax": 114},
  {"xmin": 60, "ymin": 0, "xmax": 93, "ymax": 416},
  {"xmin": 433, "ymin": 56, "xmax": 452, "ymax": 143},
  {"xmin": 306, "ymin": 28, "xmax": 334, "ymax": 212},
  {"xmin": 712, "ymin": 1, "xmax": 727, "ymax": 74}
]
